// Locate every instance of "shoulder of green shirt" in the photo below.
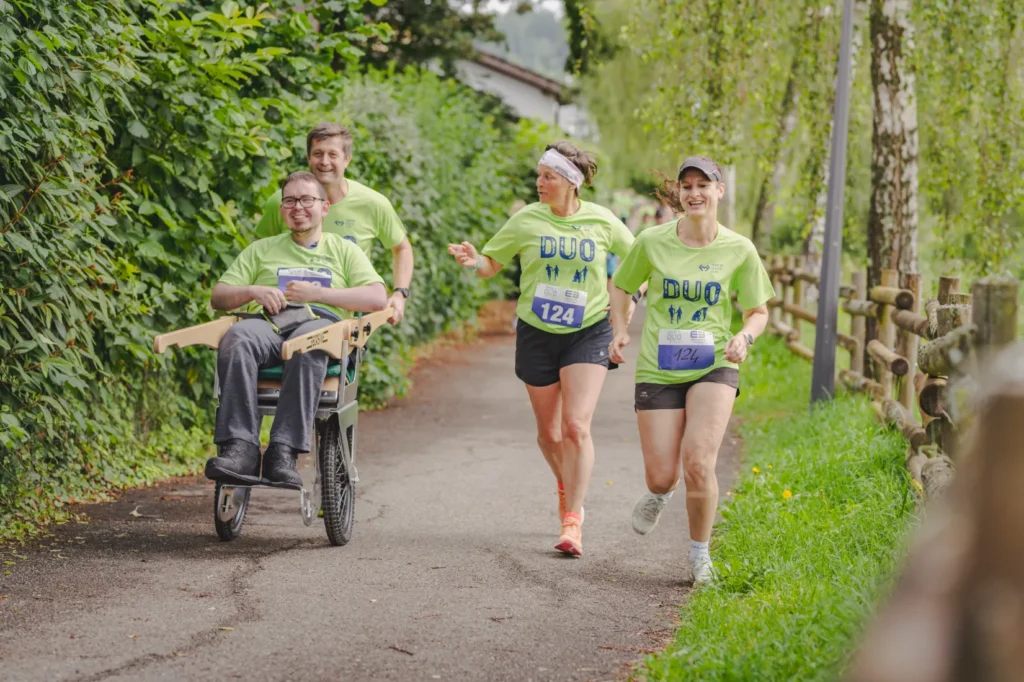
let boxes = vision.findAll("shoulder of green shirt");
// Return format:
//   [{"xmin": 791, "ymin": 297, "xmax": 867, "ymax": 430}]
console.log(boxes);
[
  {"xmin": 325, "ymin": 232, "xmax": 380, "ymax": 263},
  {"xmin": 582, "ymin": 200, "xmax": 622, "ymax": 223},
  {"xmin": 516, "ymin": 201, "xmax": 547, "ymax": 220},
  {"xmin": 717, "ymin": 224, "xmax": 752, "ymax": 245},
  {"xmin": 320, "ymin": 232, "xmax": 356, "ymax": 254},
  {"xmin": 347, "ymin": 178, "xmax": 393, "ymax": 210},
  {"xmin": 644, "ymin": 221, "xmax": 678, "ymax": 242},
  {"xmin": 253, "ymin": 190, "xmax": 284, "ymax": 239},
  {"xmin": 348, "ymin": 178, "xmax": 406, "ymax": 238},
  {"xmin": 252, "ymin": 231, "xmax": 290, "ymax": 253}
]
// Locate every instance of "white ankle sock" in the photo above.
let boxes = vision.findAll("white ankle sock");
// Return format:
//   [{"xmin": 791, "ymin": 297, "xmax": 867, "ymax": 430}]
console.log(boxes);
[
  {"xmin": 689, "ymin": 539, "xmax": 709, "ymax": 559},
  {"xmin": 653, "ymin": 490, "xmax": 674, "ymax": 501}
]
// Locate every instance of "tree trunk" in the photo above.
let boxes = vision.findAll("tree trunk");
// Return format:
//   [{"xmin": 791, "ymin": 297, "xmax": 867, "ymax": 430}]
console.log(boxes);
[
  {"xmin": 866, "ymin": 0, "xmax": 919, "ymax": 290},
  {"xmin": 722, "ymin": 165, "xmax": 737, "ymax": 228},
  {"xmin": 751, "ymin": 75, "xmax": 799, "ymax": 251}
]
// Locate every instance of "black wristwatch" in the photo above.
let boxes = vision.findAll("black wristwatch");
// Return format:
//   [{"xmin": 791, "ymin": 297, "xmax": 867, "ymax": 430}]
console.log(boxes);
[
  {"xmin": 394, "ymin": 287, "xmax": 410, "ymax": 300},
  {"xmin": 631, "ymin": 291, "xmax": 642, "ymax": 304},
  {"xmin": 743, "ymin": 332, "xmax": 755, "ymax": 347}
]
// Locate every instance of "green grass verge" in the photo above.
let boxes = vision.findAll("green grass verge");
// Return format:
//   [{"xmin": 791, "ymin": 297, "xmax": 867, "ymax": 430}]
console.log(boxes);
[{"xmin": 639, "ymin": 335, "xmax": 915, "ymax": 681}]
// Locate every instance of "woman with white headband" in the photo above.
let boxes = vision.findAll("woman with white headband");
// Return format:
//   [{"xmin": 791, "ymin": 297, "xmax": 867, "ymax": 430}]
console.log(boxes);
[
  {"xmin": 608, "ymin": 156, "xmax": 773, "ymax": 585},
  {"xmin": 448, "ymin": 141, "xmax": 637, "ymax": 557}
]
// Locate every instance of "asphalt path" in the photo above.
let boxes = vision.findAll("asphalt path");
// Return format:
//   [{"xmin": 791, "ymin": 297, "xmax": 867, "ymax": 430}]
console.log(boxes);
[{"xmin": 0, "ymin": 308, "xmax": 740, "ymax": 682}]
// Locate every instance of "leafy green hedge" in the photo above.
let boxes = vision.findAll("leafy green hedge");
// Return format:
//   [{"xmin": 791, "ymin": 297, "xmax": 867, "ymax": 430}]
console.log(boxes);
[{"xmin": 0, "ymin": 0, "xmax": 543, "ymax": 540}]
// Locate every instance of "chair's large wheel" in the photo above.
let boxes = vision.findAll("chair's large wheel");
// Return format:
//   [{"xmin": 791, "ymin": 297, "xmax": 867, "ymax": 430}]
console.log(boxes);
[
  {"xmin": 319, "ymin": 415, "xmax": 355, "ymax": 546},
  {"xmin": 214, "ymin": 482, "xmax": 251, "ymax": 541}
]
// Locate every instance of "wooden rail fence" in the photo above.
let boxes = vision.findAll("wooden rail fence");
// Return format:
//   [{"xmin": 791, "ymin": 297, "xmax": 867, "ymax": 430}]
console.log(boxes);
[{"xmin": 740, "ymin": 254, "xmax": 1021, "ymax": 500}]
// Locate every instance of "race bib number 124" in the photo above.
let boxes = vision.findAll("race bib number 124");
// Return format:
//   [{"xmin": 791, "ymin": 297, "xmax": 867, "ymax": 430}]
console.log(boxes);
[
  {"xmin": 657, "ymin": 329, "xmax": 715, "ymax": 371},
  {"xmin": 531, "ymin": 283, "xmax": 586, "ymax": 329}
]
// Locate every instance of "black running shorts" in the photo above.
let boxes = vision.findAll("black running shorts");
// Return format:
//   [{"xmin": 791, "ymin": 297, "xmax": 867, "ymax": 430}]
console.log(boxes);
[
  {"xmin": 515, "ymin": 316, "xmax": 615, "ymax": 387},
  {"xmin": 634, "ymin": 367, "xmax": 740, "ymax": 411}
]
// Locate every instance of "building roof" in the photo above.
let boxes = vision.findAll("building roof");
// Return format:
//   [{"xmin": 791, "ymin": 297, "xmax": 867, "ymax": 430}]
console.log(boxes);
[{"xmin": 472, "ymin": 50, "xmax": 566, "ymax": 99}]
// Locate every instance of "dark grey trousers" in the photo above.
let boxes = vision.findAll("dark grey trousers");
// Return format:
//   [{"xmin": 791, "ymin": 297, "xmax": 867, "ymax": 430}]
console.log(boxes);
[{"xmin": 214, "ymin": 318, "xmax": 337, "ymax": 453}]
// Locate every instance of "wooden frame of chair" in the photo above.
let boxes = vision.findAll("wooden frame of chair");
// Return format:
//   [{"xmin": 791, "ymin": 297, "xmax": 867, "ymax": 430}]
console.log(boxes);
[
  {"xmin": 153, "ymin": 316, "xmax": 240, "ymax": 354},
  {"xmin": 280, "ymin": 307, "xmax": 394, "ymax": 361}
]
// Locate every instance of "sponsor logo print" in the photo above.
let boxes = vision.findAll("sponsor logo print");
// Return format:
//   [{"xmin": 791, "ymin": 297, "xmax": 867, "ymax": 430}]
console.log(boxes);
[{"xmin": 306, "ymin": 330, "xmax": 329, "ymax": 350}]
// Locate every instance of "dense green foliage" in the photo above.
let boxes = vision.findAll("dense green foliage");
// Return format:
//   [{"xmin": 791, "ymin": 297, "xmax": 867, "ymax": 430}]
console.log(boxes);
[
  {"xmin": 583, "ymin": 0, "xmax": 1024, "ymax": 279},
  {"xmin": 640, "ymin": 337, "xmax": 914, "ymax": 681},
  {"xmin": 0, "ymin": 0, "xmax": 543, "ymax": 540},
  {"xmin": 915, "ymin": 0, "xmax": 1024, "ymax": 276},
  {"xmin": 358, "ymin": 0, "xmax": 503, "ymax": 75},
  {"xmin": 563, "ymin": 0, "xmax": 613, "ymax": 76}
]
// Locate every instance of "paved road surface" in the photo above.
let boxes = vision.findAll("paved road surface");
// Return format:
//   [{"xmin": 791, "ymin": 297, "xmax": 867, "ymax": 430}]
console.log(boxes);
[{"xmin": 0, "ymin": 309, "xmax": 739, "ymax": 682}]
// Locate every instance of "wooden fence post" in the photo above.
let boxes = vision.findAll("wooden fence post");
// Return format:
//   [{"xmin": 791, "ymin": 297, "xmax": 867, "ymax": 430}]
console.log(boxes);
[
  {"xmin": 898, "ymin": 273, "xmax": 921, "ymax": 410},
  {"xmin": 972, "ymin": 276, "xmax": 1021, "ymax": 358},
  {"xmin": 770, "ymin": 255, "xmax": 783, "ymax": 328},
  {"xmin": 851, "ymin": 271, "xmax": 867, "ymax": 375},
  {"xmin": 936, "ymin": 276, "xmax": 962, "ymax": 337},
  {"xmin": 845, "ymin": 345, "xmax": 1024, "ymax": 682},
  {"xmin": 792, "ymin": 256, "xmax": 805, "ymax": 341},
  {"xmin": 878, "ymin": 269, "xmax": 900, "ymax": 398},
  {"xmin": 783, "ymin": 255, "xmax": 797, "ymax": 332},
  {"xmin": 925, "ymin": 276, "xmax": 963, "ymax": 455}
]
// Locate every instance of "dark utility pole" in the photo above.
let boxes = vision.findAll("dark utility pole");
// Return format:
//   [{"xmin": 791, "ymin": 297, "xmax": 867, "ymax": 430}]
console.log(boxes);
[{"xmin": 811, "ymin": 0, "xmax": 856, "ymax": 404}]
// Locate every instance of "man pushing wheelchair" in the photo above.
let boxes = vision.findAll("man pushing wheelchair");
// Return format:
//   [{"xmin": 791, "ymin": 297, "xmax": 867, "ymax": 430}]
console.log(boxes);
[{"xmin": 204, "ymin": 171, "xmax": 386, "ymax": 489}]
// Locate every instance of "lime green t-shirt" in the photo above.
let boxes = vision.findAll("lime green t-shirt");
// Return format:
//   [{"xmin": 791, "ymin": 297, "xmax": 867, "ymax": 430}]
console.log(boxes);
[
  {"xmin": 218, "ymin": 233, "xmax": 385, "ymax": 320},
  {"xmin": 481, "ymin": 201, "xmax": 634, "ymax": 334},
  {"xmin": 612, "ymin": 222, "xmax": 775, "ymax": 384},
  {"xmin": 253, "ymin": 178, "xmax": 406, "ymax": 257}
]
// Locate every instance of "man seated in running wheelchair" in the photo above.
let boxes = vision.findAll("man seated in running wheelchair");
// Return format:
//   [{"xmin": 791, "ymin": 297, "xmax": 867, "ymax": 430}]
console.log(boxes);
[{"xmin": 205, "ymin": 171, "xmax": 386, "ymax": 489}]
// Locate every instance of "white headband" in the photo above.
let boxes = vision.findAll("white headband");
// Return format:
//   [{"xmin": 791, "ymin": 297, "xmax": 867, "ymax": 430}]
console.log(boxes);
[{"xmin": 539, "ymin": 149, "xmax": 584, "ymax": 189}]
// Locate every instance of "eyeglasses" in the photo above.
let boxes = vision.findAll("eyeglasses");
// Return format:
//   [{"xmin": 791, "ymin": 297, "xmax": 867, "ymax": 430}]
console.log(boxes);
[{"xmin": 281, "ymin": 195, "xmax": 325, "ymax": 209}]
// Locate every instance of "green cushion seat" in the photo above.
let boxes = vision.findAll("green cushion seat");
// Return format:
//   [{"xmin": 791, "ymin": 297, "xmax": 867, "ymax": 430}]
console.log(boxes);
[{"xmin": 258, "ymin": 362, "xmax": 348, "ymax": 381}]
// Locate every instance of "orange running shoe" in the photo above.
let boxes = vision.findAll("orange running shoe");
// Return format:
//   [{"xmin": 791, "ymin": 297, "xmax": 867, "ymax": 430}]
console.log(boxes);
[
  {"xmin": 555, "ymin": 513, "xmax": 583, "ymax": 556},
  {"xmin": 557, "ymin": 486, "xmax": 584, "ymax": 523}
]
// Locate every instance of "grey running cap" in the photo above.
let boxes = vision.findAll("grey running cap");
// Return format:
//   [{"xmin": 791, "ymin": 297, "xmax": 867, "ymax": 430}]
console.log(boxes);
[{"xmin": 677, "ymin": 157, "xmax": 721, "ymax": 182}]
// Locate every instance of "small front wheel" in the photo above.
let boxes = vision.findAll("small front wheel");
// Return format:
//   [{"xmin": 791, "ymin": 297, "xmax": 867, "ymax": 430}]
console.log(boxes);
[
  {"xmin": 319, "ymin": 416, "xmax": 355, "ymax": 546},
  {"xmin": 214, "ymin": 482, "xmax": 251, "ymax": 541}
]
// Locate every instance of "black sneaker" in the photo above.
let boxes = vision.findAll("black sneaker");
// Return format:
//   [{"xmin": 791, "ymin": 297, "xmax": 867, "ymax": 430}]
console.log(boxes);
[
  {"xmin": 262, "ymin": 443, "xmax": 303, "ymax": 490},
  {"xmin": 205, "ymin": 440, "xmax": 262, "ymax": 486}
]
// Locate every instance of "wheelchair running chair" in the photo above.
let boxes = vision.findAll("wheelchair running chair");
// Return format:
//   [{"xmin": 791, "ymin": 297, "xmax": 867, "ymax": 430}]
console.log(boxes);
[{"xmin": 153, "ymin": 308, "xmax": 392, "ymax": 545}]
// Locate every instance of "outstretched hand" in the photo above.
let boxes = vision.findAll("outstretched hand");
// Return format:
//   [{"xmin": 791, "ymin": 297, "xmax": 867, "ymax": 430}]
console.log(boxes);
[{"xmin": 447, "ymin": 241, "xmax": 479, "ymax": 268}]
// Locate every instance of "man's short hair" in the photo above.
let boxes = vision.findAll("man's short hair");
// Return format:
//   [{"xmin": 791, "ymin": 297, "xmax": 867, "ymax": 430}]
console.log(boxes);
[
  {"xmin": 306, "ymin": 122, "xmax": 353, "ymax": 158},
  {"xmin": 280, "ymin": 171, "xmax": 327, "ymax": 200}
]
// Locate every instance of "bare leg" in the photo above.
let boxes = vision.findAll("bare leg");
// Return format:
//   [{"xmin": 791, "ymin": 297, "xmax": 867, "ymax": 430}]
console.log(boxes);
[
  {"xmin": 524, "ymin": 383, "xmax": 563, "ymax": 483},
  {"xmin": 558, "ymin": 363, "xmax": 608, "ymax": 514},
  {"xmin": 636, "ymin": 408, "xmax": 687, "ymax": 494},
  {"xmin": 679, "ymin": 382, "xmax": 736, "ymax": 542}
]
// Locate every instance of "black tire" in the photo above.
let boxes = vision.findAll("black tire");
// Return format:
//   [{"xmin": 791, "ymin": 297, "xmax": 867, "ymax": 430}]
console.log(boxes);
[
  {"xmin": 319, "ymin": 415, "xmax": 355, "ymax": 546},
  {"xmin": 214, "ymin": 482, "xmax": 251, "ymax": 541}
]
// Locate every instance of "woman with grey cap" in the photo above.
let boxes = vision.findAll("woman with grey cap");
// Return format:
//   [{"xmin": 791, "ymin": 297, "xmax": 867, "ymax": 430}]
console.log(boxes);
[
  {"xmin": 447, "ymin": 141, "xmax": 637, "ymax": 557},
  {"xmin": 608, "ymin": 156, "xmax": 774, "ymax": 585}
]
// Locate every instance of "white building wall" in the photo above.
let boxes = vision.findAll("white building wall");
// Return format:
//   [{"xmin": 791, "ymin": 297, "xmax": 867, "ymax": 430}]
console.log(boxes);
[
  {"xmin": 455, "ymin": 60, "xmax": 560, "ymax": 124},
  {"xmin": 454, "ymin": 59, "xmax": 594, "ymax": 139}
]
